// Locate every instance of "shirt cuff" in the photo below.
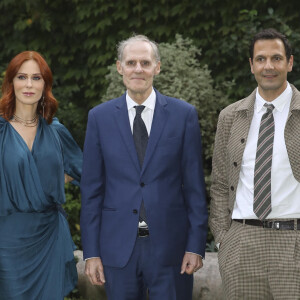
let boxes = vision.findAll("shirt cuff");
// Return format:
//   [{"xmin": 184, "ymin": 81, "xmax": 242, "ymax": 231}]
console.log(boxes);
[
  {"xmin": 185, "ymin": 251, "xmax": 204, "ymax": 259},
  {"xmin": 85, "ymin": 257, "xmax": 100, "ymax": 261}
]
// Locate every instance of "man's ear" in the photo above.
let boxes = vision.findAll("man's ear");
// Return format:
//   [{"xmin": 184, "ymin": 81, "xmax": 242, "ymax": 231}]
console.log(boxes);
[
  {"xmin": 116, "ymin": 60, "xmax": 123, "ymax": 75},
  {"xmin": 249, "ymin": 58, "xmax": 254, "ymax": 74},
  {"xmin": 154, "ymin": 61, "xmax": 161, "ymax": 75},
  {"xmin": 288, "ymin": 55, "xmax": 294, "ymax": 72}
]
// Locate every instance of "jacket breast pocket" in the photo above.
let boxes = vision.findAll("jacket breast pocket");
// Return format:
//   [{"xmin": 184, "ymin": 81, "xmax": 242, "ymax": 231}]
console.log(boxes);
[{"xmin": 102, "ymin": 207, "xmax": 117, "ymax": 212}]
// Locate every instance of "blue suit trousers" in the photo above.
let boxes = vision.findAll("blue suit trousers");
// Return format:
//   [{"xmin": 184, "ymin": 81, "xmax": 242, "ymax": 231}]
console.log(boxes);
[{"xmin": 104, "ymin": 235, "xmax": 193, "ymax": 300}]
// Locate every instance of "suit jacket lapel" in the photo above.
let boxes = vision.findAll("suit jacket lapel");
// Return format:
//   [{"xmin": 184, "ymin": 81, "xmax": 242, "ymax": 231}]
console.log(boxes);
[
  {"xmin": 141, "ymin": 91, "xmax": 168, "ymax": 174},
  {"xmin": 288, "ymin": 84, "xmax": 300, "ymax": 115},
  {"xmin": 114, "ymin": 94, "xmax": 141, "ymax": 173},
  {"xmin": 285, "ymin": 84, "xmax": 300, "ymax": 181},
  {"xmin": 232, "ymin": 89, "xmax": 256, "ymax": 148}
]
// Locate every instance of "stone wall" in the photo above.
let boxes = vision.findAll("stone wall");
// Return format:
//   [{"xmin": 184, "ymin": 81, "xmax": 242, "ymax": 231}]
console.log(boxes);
[{"xmin": 74, "ymin": 251, "xmax": 223, "ymax": 300}]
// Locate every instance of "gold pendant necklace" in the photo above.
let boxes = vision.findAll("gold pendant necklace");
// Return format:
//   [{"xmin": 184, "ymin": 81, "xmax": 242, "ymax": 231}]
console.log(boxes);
[{"xmin": 12, "ymin": 114, "xmax": 38, "ymax": 127}]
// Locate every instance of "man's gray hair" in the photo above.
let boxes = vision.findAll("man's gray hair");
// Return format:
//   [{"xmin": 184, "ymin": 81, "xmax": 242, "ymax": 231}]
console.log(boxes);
[{"xmin": 117, "ymin": 34, "xmax": 160, "ymax": 63}]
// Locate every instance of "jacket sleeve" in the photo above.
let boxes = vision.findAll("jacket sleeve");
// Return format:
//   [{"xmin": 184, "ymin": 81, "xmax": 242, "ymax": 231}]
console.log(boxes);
[
  {"xmin": 209, "ymin": 110, "xmax": 232, "ymax": 244},
  {"xmin": 80, "ymin": 110, "xmax": 105, "ymax": 259},
  {"xmin": 181, "ymin": 106, "xmax": 208, "ymax": 257}
]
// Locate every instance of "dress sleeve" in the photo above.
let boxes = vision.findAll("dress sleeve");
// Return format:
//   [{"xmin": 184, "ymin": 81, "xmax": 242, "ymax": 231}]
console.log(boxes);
[{"xmin": 51, "ymin": 118, "xmax": 82, "ymax": 186}]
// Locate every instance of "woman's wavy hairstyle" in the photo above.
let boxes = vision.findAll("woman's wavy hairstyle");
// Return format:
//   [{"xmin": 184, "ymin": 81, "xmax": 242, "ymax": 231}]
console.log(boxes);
[{"xmin": 0, "ymin": 51, "xmax": 58, "ymax": 124}]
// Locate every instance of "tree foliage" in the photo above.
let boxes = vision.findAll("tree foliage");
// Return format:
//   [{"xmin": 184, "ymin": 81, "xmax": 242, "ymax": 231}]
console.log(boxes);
[{"xmin": 1, "ymin": 1, "xmax": 300, "ymax": 139}]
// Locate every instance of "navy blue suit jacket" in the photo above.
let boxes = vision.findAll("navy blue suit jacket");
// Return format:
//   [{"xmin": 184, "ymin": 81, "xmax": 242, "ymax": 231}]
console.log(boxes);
[{"xmin": 80, "ymin": 89, "xmax": 208, "ymax": 268}]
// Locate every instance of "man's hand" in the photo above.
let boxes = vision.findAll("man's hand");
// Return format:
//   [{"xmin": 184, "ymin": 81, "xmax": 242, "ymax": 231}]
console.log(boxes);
[
  {"xmin": 85, "ymin": 257, "xmax": 106, "ymax": 286},
  {"xmin": 180, "ymin": 252, "xmax": 203, "ymax": 275}
]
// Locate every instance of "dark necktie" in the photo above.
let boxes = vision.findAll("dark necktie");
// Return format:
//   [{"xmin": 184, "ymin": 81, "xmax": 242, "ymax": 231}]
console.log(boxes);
[
  {"xmin": 253, "ymin": 103, "xmax": 275, "ymax": 220},
  {"xmin": 133, "ymin": 105, "xmax": 148, "ymax": 222}
]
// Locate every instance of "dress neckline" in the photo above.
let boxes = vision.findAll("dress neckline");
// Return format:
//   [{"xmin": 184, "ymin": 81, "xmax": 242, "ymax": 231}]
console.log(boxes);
[{"xmin": 8, "ymin": 117, "xmax": 41, "ymax": 153}]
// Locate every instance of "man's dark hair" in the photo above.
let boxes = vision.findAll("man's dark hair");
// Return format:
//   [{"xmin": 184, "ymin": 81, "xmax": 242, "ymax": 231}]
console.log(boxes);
[{"xmin": 249, "ymin": 28, "xmax": 292, "ymax": 61}]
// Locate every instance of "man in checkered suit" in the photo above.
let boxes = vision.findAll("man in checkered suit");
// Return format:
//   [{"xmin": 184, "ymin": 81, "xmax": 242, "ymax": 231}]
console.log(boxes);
[{"xmin": 210, "ymin": 28, "xmax": 300, "ymax": 299}]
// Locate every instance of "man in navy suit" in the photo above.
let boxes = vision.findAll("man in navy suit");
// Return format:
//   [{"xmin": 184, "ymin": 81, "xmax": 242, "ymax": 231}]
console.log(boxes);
[{"xmin": 80, "ymin": 34, "xmax": 208, "ymax": 300}]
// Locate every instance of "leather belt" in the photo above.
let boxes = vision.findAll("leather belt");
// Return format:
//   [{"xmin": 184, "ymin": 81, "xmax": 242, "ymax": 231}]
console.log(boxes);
[
  {"xmin": 233, "ymin": 219, "xmax": 300, "ymax": 230},
  {"xmin": 138, "ymin": 227, "xmax": 149, "ymax": 237}
]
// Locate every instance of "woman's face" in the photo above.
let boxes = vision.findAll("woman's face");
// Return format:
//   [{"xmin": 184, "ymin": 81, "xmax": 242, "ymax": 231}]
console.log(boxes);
[{"xmin": 13, "ymin": 59, "xmax": 45, "ymax": 108}]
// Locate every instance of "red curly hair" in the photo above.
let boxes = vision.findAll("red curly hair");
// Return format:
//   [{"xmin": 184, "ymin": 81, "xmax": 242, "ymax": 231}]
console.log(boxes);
[{"xmin": 0, "ymin": 51, "xmax": 58, "ymax": 124}]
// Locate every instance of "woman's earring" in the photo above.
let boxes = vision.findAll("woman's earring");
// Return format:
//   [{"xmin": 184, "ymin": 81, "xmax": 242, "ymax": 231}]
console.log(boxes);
[{"xmin": 41, "ymin": 96, "xmax": 45, "ymax": 118}]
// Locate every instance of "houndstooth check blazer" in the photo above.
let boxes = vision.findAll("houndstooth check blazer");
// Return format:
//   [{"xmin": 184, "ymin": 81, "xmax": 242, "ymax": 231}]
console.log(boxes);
[{"xmin": 209, "ymin": 84, "xmax": 300, "ymax": 244}]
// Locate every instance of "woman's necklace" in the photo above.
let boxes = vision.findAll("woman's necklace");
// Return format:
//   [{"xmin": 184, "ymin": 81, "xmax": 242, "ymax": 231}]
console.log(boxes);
[{"xmin": 12, "ymin": 114, "xmax": 38, "ymax": 127}]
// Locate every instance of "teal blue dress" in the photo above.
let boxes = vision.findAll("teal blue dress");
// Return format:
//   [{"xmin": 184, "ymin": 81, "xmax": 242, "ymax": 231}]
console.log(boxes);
[{"xmin": 0, "ymin": 116, "xmax": 82, "ymax": 299}]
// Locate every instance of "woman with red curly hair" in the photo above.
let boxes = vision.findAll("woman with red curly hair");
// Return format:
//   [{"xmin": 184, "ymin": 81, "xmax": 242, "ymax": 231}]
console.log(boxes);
[{"xmin": 0, "ymin": 51, "xmax": 82, "ymax": 299}]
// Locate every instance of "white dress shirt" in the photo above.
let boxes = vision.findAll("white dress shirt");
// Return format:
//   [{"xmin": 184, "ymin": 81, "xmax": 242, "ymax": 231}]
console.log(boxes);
[
  {"xmin": 126, "ymin": 89, "xmax": 156, "ymax": 229},
  {"xmin": 233, "ymin": 82, "xmax": 300, "ymax": 219},
  {"xmin": 126, "ymin": 88, "xmax": 156, "ymax": 135}
]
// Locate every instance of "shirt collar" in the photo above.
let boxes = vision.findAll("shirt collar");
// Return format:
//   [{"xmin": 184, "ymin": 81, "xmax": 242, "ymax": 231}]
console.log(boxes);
[
  {"xmin": 126, "ymin": 88, "xmax": 156, "ymax": 111},
  {"xmin": 255, "ymin": 82, "xmax": 292, "ymax": 113}
]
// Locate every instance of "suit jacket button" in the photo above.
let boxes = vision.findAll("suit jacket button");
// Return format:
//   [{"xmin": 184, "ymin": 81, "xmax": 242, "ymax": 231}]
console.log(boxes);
[
  {"xmin": 241, "ymin": 138, "xmax": 245, "ymax": 143},
  {"xmin": 133, "ymin": 209, "xmax": 138, "ymax": 214},
  {"xmin": 233, "ymin": 162, "xmax": 237, "ymax": 167},
  {"xmin": 140, "ymin": 182, "xmax": 145, "ymax": 187},
  {"xmin": 231, "ymin": 186, "xmax": 234, "ymax": 191}
]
